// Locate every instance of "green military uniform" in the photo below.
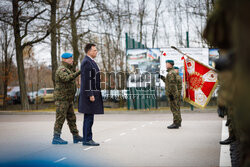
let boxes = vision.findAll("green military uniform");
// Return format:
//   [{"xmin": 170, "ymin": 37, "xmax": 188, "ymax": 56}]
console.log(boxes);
[
  {"xmin": 53, "ymin": 61, "xmax": 81, "ymax": 136},
  {"xmin": 203, "ymin": 1, "xmax": 241, "ymax": 166},
  {"xmin": 162, "ymin": 65, "xmax": 182, "ymax": 126},
  {"xmin": 175, "ymin": 67, "xmax": 183, "ymax": 111},
  {"xmin": 217, "ymin": 56, "xmax": 235, "ymax": 141},
  {"xmin": 176, "ymin": 75, "xmax": 182, "ymax": 98}
]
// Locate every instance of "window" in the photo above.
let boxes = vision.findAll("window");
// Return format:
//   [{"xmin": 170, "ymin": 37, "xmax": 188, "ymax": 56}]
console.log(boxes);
[
  {"xmin": 38, "ymin": 90, "xmax": 44, "ymax": 96},
  {"xmin": 46, "ymin": 89, "xmax": 54, "ymax": 94}
]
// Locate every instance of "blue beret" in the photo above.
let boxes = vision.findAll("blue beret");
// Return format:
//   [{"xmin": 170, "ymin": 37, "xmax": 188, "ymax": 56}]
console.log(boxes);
[
  {"xmin": 174, "ymin": 66, "xmax": 179, "ymax": 69},
  {"xmin": 166, "ymin": 60, "xmax": 174, "ymax": 65},
  {"xmin": 61, "ymin": 53, "xmax": 73, "ymax": 59}
]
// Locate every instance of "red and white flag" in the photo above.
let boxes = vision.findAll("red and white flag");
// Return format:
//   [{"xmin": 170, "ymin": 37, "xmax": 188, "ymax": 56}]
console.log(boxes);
[{"xmin": 183, "ymin": 56, "xmax": 218, "ymax": 108}]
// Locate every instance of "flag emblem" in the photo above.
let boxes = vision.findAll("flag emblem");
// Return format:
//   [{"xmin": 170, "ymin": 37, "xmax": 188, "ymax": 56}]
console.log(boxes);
[{"xmin": 183, "ymin": 57, "xmax": 218, "ymax": 108}]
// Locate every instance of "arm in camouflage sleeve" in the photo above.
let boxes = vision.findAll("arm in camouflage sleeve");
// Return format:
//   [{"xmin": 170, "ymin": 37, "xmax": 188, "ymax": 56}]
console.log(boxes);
[
  {"xmin": 177, "ymin": 75, "xmax": 183, "ymax": 93},
  {"xmin": 167, "ymin": 72, "xmax": 178, "ymax": 97},
  {"xmin": 58, "ymin": 69, "xmax": 81, "ymax": 82}
]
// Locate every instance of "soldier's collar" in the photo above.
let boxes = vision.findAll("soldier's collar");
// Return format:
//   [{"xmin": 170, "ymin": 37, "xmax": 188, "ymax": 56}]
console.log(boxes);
[
  {"xmin": 62, "ymin": 61, "xmax": 73, "ymax": 69},
  {"xmin": 167, "ymin": 67, "xmax": 173, "ymax": 72}
]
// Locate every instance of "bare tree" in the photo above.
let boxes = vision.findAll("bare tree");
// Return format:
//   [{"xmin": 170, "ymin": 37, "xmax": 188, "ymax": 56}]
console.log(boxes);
[
  {"xmin": 47, "ymin": 0, "xmax": 58, "ymax": 87},
  {"xmin": 152, "ymin": 0, "xmax": 162, "ymax": 48},
  {"xmin": 45, "ymin": 0, "xmax": 70, "ymax": 86},
  {"xmin": 138, "ymin": 0, "xmax": 146, "ymax": 44},
  {"xmin": 0, "ymin": 22, "xmax": 14, "ymax": 110},
  {"xmin": 70, "ymin": 0, "xmax": 86, "ymax": 69},
  {"xmin": 0, "ymin": 0, "xmax": 51, "ymax": 110}
]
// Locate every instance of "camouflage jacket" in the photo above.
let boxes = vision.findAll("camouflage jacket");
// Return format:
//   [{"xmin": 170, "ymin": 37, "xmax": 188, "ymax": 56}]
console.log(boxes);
[
  {"xmin": 54, "ymin": 62, "xmax": 81, "ymax": 101},
  {"xmin": 176, "ymin": 74, "xmax": 182, "ymax": 96},
  {"xmin": 162, "ymin": 68, "xmax": 179, "ymax": 97},
  {"xmin": 217, "ymin": 70, "xmax": 234, "ymax": 108}
]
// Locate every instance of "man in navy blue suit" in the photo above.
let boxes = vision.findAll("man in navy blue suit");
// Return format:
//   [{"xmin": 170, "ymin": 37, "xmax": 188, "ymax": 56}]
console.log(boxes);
[{"xmin": 79, "ymin": 43, "xmax": 104, "ymax": 146}]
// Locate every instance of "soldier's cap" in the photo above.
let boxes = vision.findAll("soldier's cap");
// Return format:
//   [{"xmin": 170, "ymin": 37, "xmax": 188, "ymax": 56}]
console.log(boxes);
[
  {"xmin": 166, "ymin": 60, "xmax": 174, "ymax": 65},
  {"xmin": 61, "ymin": 53, "xmax": 73, "ymax": 59},
  {"xmin": 174, "ymin": 66, "xmax": 179, "ymax": 69}
]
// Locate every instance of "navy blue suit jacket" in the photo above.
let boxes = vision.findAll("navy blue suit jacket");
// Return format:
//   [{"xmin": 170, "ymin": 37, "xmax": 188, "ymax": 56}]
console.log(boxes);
[{"xmin": 78, "ymin": 56, "xmax": 104, "ymax": 114}]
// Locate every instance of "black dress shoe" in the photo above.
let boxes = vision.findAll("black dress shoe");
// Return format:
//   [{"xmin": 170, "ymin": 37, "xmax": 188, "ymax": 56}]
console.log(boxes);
[
  {"xmin": 167, "ymin": 123, "xmax": 179, "ymax": 129},
  {"xmin": 220, "ymin": 137, "xmax": 235, "ymax": 145},
  {"xmin": 83, "ymin": 140, "xmax": 100, "ymax": 146}
]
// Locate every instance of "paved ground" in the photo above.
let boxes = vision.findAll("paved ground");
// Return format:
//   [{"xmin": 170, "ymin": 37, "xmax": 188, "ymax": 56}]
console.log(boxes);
[{"xmin": 0, "ymin": 111, "xmax": 230, "ymax": 167}]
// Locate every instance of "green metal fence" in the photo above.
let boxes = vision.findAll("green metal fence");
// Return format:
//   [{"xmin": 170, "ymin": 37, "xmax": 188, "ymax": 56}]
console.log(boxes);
[{"xmin": 125, "ymin": 33, "xmax": 158, "ymax": 110}]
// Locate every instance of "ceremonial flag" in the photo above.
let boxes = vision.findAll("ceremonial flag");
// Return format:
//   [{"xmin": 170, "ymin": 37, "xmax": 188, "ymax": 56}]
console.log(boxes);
[{"xmin": 183, "ymin": 56, "xmax": 218, "ymax": 108}]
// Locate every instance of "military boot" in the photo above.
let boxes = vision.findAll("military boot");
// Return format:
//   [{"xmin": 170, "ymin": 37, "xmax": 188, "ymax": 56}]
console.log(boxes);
[
  {"xmin": 225, "ymin": 119, "xmax": 231, "ymax": 126},
  {"xmin": 167, "ymin": 123, "xmax": 179, "ymax": 129},
  {"xmin": 52, "ymin": 134, "xmax": 68, "ymax": 144},
  {"xmin": 73, "ymin": 135, "xmax": 83, "ymax": 143}
]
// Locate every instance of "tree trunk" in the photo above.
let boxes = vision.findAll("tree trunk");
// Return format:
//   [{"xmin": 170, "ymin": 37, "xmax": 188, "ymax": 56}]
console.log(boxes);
[
  {"xmin": 70, "ymin": 0, "xmax": 80, "ymax": 69},
  {"xmin": 36, "ymin": 64, "xmax": 39, "ymax": 110},
  {"xmin": 139, "ymin": 0, "xmax": 145, "ymax": 44},
  {"xmin": 50, "ymin": 0, "xmax": 58, "ymax": 87},
  {"xmin": 3, "ymin": 49, "xmax": 8, "ymax": 110},
  {"xmin": 12, "ymin": 0, "xmax": 29, "ymax": 110},
  {"xmin": 57, "ymin": 3, "xmax": 61, "ymax": 63},
  {"xmin": 2, "ymin": 27, "xmax": 8, "ymax": 110}
]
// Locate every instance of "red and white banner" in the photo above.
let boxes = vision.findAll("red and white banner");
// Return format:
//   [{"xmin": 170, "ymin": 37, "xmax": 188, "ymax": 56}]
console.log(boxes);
[{"xmin": 183, "ymin": 56, "xmax": 218, "ymax": 108}]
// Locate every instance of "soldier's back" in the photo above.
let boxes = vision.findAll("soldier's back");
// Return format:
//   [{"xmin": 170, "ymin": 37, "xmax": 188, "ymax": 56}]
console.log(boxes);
[{"xmin": 54, "ymin": 64, "xmax": 76, "ymax": 101}]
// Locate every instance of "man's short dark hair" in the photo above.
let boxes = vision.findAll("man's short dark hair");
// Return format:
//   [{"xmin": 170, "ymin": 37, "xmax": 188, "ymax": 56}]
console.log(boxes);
[{"xmin": 84, "ymin": 43, "xmax": 96, "ymax": 54}]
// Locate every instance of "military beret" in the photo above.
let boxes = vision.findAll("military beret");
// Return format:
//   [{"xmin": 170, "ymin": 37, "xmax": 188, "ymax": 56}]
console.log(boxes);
[
  {"xmin": 166, "ymin": 60, "xmax": 174, "ymax": 65},
  {"xmin": 174, "ymin": 66, "xmax": 179, "ymax": 69},
  {"xmin": 61, "ymin": 53, "xmax": 73, "ymax": 59}
]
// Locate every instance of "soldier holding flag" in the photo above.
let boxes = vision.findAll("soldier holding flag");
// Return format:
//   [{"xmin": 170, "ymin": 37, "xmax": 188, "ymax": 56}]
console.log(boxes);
[{"xmin": 160, "ymin": 60, "xmax": 182, "ymax": 129}]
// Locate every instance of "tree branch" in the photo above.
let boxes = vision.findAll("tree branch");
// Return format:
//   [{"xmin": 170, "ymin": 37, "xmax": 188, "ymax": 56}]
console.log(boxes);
[
  {"xmin": 78, "ymin": 29, "xmax": 90, "ymax": 38},
  {"xmin": 75, "ymin": 0, "xmax": 86, "ymax": 20},
  {"xmin": 22, "ymin": 30, "xmax": 50, "ymax": 49},
  {"xmin": 0, "ymin": 18, "xmax": 13, "ymax": 26},
  {"xmin": 21, "ymin": 9, "xmax": 47, "ymax": 40},
  {"xmin": 21, "ymin": 1, "xmax": 70, "ymax": 49}
]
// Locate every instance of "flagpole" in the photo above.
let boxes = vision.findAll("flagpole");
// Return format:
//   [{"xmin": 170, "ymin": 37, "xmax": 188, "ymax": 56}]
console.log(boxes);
[{"xmin": 170, "ymin": 46, "xmax": 217, "ymax": 72}]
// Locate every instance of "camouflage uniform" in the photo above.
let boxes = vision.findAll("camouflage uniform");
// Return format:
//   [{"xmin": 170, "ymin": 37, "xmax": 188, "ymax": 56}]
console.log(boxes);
[
  {"xmin": 53, "ymin": 61, "xmax": 81, "ymax": 136},
  {"xmin": 217, "ymin": 65, "xmax": 235, "ymax": 140},
  {"xmin": 176, "ymin": 73, "xmax": 182, "ymax": 111},
  {"xmin": 203, "ymin": 1, "xmax": 240, "ymax": 166},
  {"xmin": 165, "ymin": 67, "xmax": 182, "ymax": 126}
]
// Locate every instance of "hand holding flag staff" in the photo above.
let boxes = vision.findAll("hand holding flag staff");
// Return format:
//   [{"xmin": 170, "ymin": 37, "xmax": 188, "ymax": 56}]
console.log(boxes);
[{"xmin": 170, "ymin": 46, "xmax": 218, "ymax": 109}]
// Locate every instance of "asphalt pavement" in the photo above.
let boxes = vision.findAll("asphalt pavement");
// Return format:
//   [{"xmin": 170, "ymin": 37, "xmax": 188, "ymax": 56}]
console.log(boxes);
[{"xmin": 0, "ymin": 111, "xmax": 230, "ymax": 167}]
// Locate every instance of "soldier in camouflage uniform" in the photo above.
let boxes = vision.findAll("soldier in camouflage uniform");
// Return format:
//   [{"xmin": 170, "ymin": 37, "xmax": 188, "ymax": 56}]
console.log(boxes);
[
  {"xmin": 203, "ymin": 1, "xmax": 240, "ymax": 166},
  {"xmin": 174, "ymin": 66, "xmax": 182, "ymax": 115},
  {"xmin": 217, "ymin": 50, "xmax": 236, "ymax": 145},
  {"xmin": 160, "ymin": 60, "xmax": 181, "ymax": 129},
  {"xmin": 52, "ymin": 53, "xmax": 83, "ymax": 145}
]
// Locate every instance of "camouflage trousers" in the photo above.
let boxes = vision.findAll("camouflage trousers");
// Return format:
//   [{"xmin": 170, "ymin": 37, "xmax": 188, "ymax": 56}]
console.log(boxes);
[
  {"xmin": 169, "ymin": 96, "xmax": 182, "ymax": 125},
  {"xmin": 227, "ymin": 107, "xmax": 235, "ymax": 139},
  {"xmin": 54, "ymin": 101, "xmax": 79, "ymax": 136}
]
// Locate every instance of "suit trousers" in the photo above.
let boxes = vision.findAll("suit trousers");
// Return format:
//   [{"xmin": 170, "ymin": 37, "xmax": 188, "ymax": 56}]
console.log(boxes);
[{"xmin": 83, "ymin": 114, "xmax": 94, "ymax": 142}]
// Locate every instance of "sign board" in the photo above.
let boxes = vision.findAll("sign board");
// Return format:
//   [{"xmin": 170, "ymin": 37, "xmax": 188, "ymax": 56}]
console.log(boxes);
[
  {"xmin": 209, "ymin": 48, "xmax": 219, "ymax": 66},
  {"xmin": 126, "ymin": 48, "xmax": 161, "ymax": 88}
]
